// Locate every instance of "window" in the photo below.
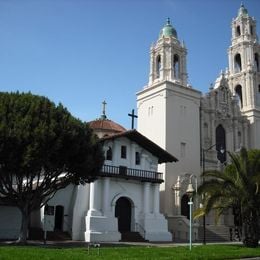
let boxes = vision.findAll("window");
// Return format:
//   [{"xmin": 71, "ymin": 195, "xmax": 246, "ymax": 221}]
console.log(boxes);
[
  {"xmin": 216, "ymin": 124, "xmax": 226, "ymax": 163},
  {"xmin": 236, "ymin": 25, "xmax": 241, "ymax": 36},
  {"xmin": 250, "ymin": 25, "xmax": 253, "ymax": 36},
  {"xmin": 121, "ymin": 145, "xmax": 127, "ymax": 159},
  {"xmin": 258, "ymin": 85, "xmax": 260, "ymax": 93},
  {"xmin": 106, "ymin": 147, "xmax": 112, "ymax": 161},
  {"xmin": 173, "ymin": 54, "xmax": 180, "ymax": 79},
  {"xmin": 156, "ymin": 55, "xmax": 161, "ymax": 78},
  {"xmin": 44, "ymin": 205, "xmax": 54, "ymax": 216},
  {"xmin": 235, "ymin": 85, "xmax": 243, "ymax": 108},
  {"xmin": 255, "ymin": 53, "xmax": 259, "ymax": 72},
  {"xmin": 148, "ymin": 106, "xmax": 154, "ymax": 116},
  {"xmin": 181, "ymin": 194, "xmax": 190, "ymax": 219},
  {"xmin": 135, "ymin": 152, "xmax": 140, "ymax": 165},
  {"xmin": 234, "ymin": 53, "xmax": 242, "ymax": 73}
]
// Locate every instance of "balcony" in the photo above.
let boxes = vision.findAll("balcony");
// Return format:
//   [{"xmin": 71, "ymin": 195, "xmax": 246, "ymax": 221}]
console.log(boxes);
[{"xmin": 99, "ymin": 165, "xmax": 163, "ymax": 183}]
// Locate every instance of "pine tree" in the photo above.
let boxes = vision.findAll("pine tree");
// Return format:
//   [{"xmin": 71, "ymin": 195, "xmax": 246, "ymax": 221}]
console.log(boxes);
[{"xmin": 0, "ymin": 92, "xmax": 104, "ymax": 243}]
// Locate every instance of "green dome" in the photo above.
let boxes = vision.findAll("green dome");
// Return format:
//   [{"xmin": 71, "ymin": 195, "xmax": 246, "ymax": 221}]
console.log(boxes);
[
  {"xmin": 160, "ymin": 18, "xmax": 177, "ymax": 38},
  {"xmin": 238, "ymin": 3, "xmax": 248, "ymax": 17}
]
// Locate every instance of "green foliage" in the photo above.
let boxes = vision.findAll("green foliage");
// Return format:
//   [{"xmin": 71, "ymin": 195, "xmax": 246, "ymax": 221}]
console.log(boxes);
[
  {"xmin": 0, "ymin": 92, "xmax": 104, "ymax": 242},
  {"xmin": 194, "ymin": 147, "xmax": 260, "ymax": 247},
  {"xmin": 0, "ymin": 92, "xmax": 103, "ymax": 183}
]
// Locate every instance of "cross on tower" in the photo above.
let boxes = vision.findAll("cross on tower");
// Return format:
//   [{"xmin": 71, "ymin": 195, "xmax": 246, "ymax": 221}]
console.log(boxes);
[{"xmin": 128, "ymin": 109, "xmax": 138, "ymax": 129}]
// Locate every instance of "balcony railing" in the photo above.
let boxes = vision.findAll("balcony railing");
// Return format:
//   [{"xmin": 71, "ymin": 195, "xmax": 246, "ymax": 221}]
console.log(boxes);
[{"xmin": 99, "ymin": 165, "xmax": 163, "ymax": 183}]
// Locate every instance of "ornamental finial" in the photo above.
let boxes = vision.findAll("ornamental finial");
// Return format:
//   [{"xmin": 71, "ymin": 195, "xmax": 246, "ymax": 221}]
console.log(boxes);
[{"xmin": 101, "ymin": 100, "xmax": 107, "ymax": 119}]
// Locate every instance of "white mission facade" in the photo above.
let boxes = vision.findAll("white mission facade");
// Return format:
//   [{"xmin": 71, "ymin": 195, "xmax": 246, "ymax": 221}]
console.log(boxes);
[{"xmin": 0, "ymin": 4, "xmax": 259, "ymax": 242}]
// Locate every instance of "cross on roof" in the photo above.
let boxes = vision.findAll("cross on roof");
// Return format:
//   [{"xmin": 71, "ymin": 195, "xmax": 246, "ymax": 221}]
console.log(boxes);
[
  {"xmin": 101, "ymin": 100, "xmax": 107, "ymax": 119},
  {"xmin": 128, "ymin": 109, "xmax": 138, "ymax": 129}
]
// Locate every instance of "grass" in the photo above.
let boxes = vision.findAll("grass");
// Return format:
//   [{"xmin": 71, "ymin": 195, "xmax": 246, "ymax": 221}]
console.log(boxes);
[{"xmin": 0, "ymin": 244, "xmax": 260, "ymax": 259}]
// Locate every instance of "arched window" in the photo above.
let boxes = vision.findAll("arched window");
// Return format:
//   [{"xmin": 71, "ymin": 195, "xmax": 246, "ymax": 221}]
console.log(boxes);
[
  {"xmin": 236, "ymin": 25, "xmax": 241, "ymax": 36},
  {"xmin": 106, "ymin": 147, "xmax": 112, "ymax": 161},
  {"xmin": 250, "ymin": 25, "xmax": 253, "ymax": 36},
  {"xmin": 173, "ymin": 54, "xmax": 180, "ymax": 79},
  {"xmin": 254, "ymin": 53, "xmax": 259, "ymax": 72},
  {"xmin": 181, "ymin": 194, "xmax": 190, "ymax": 219},
  {"xmin": 235, "ymin": 85, "xmax": 243, "ymax": 108},
  {"xmin": 156, "ymin": 55, "xmax": 161, "ymax": 78},
  {"xmin": 216, "ymin": 125, "xmax": 226, "ymax": 163},
  {"xmin": 234, "ymin": 54, "xmax": 242, "ymax": 73}
]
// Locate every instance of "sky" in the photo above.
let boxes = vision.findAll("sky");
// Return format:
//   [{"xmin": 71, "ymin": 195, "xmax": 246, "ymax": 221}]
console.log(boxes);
[{"xmin": 0, "ymin": 0, "xmax": 260, "ymax": 129}]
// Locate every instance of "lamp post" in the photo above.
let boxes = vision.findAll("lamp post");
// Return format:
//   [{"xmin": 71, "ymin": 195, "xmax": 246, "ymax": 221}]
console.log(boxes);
[
  {"xmin": 202, "ymin": 144, "xmax": 225, "ymax": 245},
  {"xmin": 186, "ymin": 175, "xmax": 196, "ymax": 251}
]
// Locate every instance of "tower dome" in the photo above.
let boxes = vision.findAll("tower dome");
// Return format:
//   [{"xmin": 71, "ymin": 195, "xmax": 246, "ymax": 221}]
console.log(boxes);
[
  {"xmin": 238, "ymin": 3, "xmax": 248, "ymax": 17},
  {"xmin": 160, "ymin": 18, "xmax": 177, "ymax": 38}
]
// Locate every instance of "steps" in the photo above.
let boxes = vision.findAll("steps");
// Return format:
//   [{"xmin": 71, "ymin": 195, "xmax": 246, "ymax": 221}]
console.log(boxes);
[
  {"xmin": 198, "ymin": 225, "xmax": 232, "ymax": 242},
  {"xmin": 120, "ymin": 232, "xmax": 148, "ymax": 242}
]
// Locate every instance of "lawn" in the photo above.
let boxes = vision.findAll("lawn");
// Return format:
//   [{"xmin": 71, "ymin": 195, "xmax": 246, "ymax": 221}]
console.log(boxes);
[{"xmin": 0, "ymin": 244, "xmax": 260, "ymax": 259}]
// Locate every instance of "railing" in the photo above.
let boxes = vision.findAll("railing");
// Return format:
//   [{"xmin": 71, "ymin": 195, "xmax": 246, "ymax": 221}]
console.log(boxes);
[
  {"xmin": 135, "ymin": 222, "xmax": 146, "ymax": 239},
  {"xmin": 99, "ymin": 165, "xmax": 163, "ymax": 183}
]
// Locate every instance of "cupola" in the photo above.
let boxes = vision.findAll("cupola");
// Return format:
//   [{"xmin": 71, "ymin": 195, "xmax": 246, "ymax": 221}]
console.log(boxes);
[
  {"xmin": 159, "ymin": 18, "xmax": 177, "ymax": 38},
  {"xmin": 238, "ymin": 3, "xmax": 248, "ymax": 17}
]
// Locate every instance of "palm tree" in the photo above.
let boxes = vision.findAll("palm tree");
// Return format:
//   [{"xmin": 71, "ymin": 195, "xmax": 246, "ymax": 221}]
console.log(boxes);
[{"xmin": 194, "ymin": 148, "xmax": 260, "ymax": 247}]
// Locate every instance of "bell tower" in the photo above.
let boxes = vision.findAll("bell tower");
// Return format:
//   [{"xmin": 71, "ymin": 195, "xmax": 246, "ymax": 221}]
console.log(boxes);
[
  {"xmin": 148, "ymin": 18, "xmax": 188, "ymax": 87},
  {"xmin": 228, "ymin": 4, "xmax": 260, "ymax": 148},
  {"xmin": 137, "ymin": 19, "xmax": 201, "ymax": 219}
]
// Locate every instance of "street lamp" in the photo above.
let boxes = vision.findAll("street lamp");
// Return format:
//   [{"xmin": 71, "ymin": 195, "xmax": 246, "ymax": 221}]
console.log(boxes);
[
  {"xmin": 186, "ymin": 177, "xmax": 195, "ymax": 251},
  {"xmin": 202, "ymin": 144, "xmax": 225, "ymax": 245}
]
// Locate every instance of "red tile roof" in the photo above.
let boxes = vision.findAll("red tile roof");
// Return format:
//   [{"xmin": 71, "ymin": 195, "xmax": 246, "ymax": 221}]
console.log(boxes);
[{"xmin": 88, "ymin": 119, "xmax": 126, "ymax": 133}]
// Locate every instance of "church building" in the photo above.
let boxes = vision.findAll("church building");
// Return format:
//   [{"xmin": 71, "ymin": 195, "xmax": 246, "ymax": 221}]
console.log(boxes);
[
  {"xmin": 137, "ymin": 4, "xmax": 260, "ymax": 241},
  {"xmin": 0, "ymin": 4, "xmax": 259, "ymax": 243},
  {"xmin": 0, "ymin": 108, "xmax": 177, "ymax": 242}
]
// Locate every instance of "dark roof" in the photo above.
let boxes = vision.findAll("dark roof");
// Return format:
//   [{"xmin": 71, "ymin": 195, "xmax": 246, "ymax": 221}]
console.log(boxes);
[{"xmin": 100, "ymin": 129, "xmax": 178, "ymax": 164}]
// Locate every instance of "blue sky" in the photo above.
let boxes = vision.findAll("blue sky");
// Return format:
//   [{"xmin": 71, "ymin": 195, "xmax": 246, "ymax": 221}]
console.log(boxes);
[{"xmin": 0, "ymin": 0, "xmax": 260, "ymax": 129}]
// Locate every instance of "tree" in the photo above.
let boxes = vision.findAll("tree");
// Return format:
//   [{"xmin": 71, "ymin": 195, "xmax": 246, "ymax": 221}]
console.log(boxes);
[
  {"xmin": 0, "ymin": 92, "xmax": 104, "ymax": 243},
  {"xmin": 194, "ymin": 148, "xmax": 260, "ymax": 247}
]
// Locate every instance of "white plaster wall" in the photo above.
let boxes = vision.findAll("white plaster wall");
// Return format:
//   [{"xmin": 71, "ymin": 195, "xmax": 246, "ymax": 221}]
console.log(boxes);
[
  {"xmin": 0, "ymin": 206, "xmax": 21, "ymax": 239},
  {"xmin": 106, "ymin": 179, "xmax": 143, "ymax": 223},
  {"xmin": 84, "ymin": 177, "xmax": 168, "ymax": 242},
  {"xmin": 137, "ymin": 84, "xmax": 167, "ymax": 150},
  {"xmin": 103, "ymin": 137, "xmax": 158, "ymax": 171},
  {"xmin": 71, "ymin": 184, "xmax": 90, "ymax": 240},
  {"xmin": 137, "ymin": 81, "xmax": 201, "ymax": 217},
  {"xmin": 41, "ymin": 184, "xmax": 75, "ymax": 232},
  {"xmin": 137, "ymin": 84, "xmax": 168, "ymax": 210}
]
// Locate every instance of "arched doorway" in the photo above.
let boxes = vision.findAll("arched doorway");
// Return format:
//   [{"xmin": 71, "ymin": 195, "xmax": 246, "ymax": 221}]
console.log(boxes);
[
  {"xmin": 54, "ymin": 205, "xmax": 64, "ymax": 231},
  {"xmin": 115, "ymin": 197, "xmax": 132, "ymax": 232},
  {"xmin": 181, "ymin": 194, "xmax": 190, "ymax": 220}
]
